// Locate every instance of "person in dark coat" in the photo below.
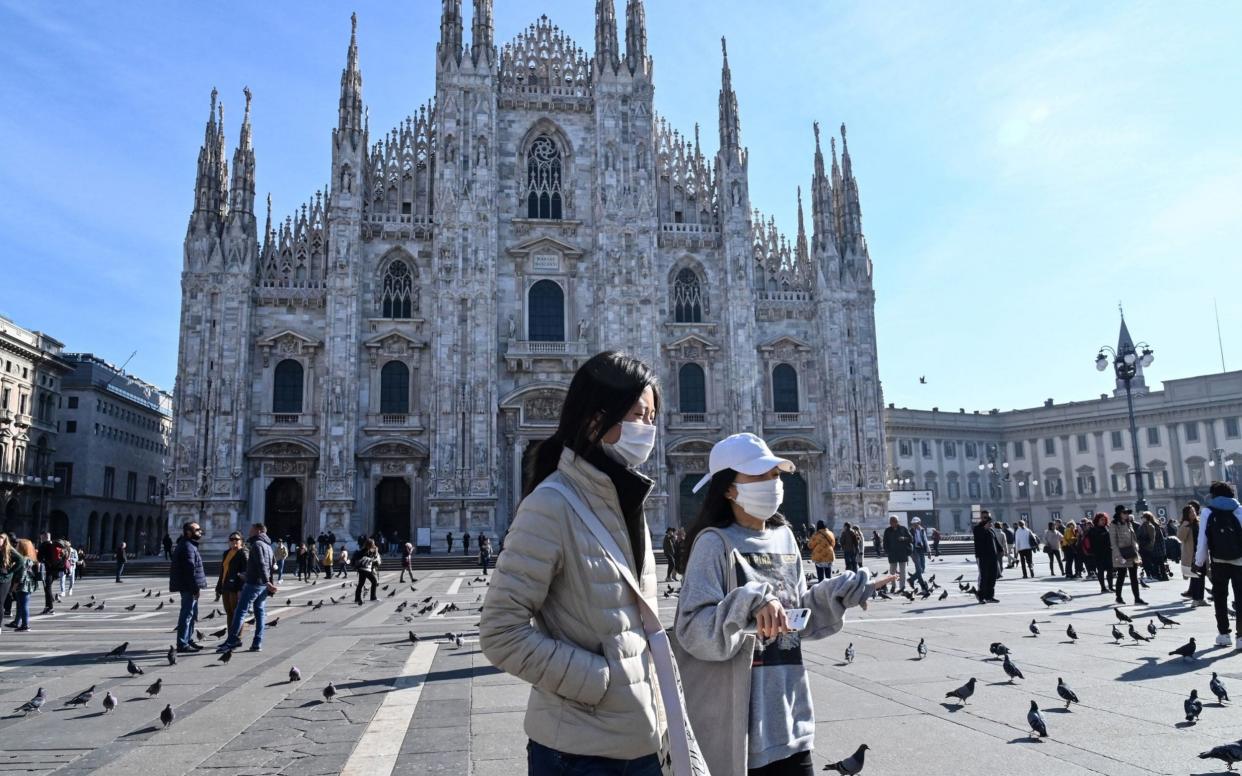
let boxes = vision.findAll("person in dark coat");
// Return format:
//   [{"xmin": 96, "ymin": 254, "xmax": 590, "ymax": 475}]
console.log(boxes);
[
  {"xmin": 883, "ymin": 516, "xmax": 914, "ymax": 593},
  {"xmin": 1086, "ymin": 512, "xmax": 1113, "ymax": 594},
  {"xmin": 973, "ymin": 511, "xmax": 1003, "ymax": 603},
  {"xmin": 169, "ymin": 522, "xmax": 208, "ymax": 652}
]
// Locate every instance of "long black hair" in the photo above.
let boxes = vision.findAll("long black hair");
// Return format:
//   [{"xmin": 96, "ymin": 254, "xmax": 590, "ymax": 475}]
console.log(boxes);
[
  {"xmin": 679, "ymin": 468, "xmax": 787, "ymax": 571},
  {"xmin": 523, "ymin": 351, "xmax": 660, "ymax": 497}
]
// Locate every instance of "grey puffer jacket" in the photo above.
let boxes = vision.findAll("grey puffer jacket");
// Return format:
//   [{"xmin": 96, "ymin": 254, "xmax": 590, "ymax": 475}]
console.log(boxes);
[{"xmin": 480, "ymin": 448, "xmax": 662, "ymax": 760}]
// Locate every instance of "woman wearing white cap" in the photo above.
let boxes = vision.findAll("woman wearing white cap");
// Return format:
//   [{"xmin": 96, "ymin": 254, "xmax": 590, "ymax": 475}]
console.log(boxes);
[{"xmin": 673, "ymin": 433, "xmax": 894, "ymax": 776}]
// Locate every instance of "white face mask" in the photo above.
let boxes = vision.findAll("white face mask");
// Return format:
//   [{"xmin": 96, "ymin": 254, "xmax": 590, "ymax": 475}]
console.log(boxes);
[
  {"xmin": 603, "ymin": 421, "xmax": 657, "ymax": 467},
  {"xmin": 731, "ymin": 479, "xmax": 784, "ymax": 521}
]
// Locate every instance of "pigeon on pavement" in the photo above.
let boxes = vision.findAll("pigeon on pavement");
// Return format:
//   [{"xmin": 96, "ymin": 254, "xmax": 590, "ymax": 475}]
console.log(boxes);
[
  {"xmin": 1029, "ymin": 620, "xmax": 1040, "ymax": 637},
  {"xmin": 945, "ymin": 678, "xmax": 977, "ymax": 704},
  {"xmin": 103, "ymin": 642, "xmax": 129, "ymax": 660},
  {"xmin": 146, "ymin": 678, "xmax": 162, "ymax": 697},
  {"xmin": 1066, "ymin": 624, "xmax": 1078, "ymax": 642},
  {"xmin": 1111, "ymin": 624, "xmax": 1124, "ymax": 643},
  {"xmin": 64, "ymin": 685, "xmax": 95, "ymax": 707},
  {"xmin": 989, "ymin": 642, "xmax": 1010, "ymax": 658},
  {"xmin": 1128, "ymin": 624, "xmax": 1150, "ymax": 643},
  {"xmin": 103, "ymin": 691, "xmax": 117, "ymax": 713},
  {"xmin": 166, "ymin": 646, "xmax": 177, "ymax": 666},
  {"xmin": 938, "ymin": 590, "xmax": 948, "ymax": 601},
  {"xmin": 126, "ymin": 659, "xmax": 144, "ymax": 676},
  {"xmin": 1170, "ymin": 637, "xmax": 1197, "ymax": 661},
  {"xmin": 1156, "ymin": 611, "xmax": 1179, "ymax": 628},
  {"xmin": 823, "ymin": 743, "xmax": 868, "ymax": 774},
  {"xmin": 409, "ymin": 631, "xmax": 420, "ymax": 644},
  {"xmin": 1057, "ymin": 678, "xmax": 1079, "ymax": 709},
  {"xmin": 1211, "ymin": 672, "xmax": 1230, "ymax": 704},
  {"xmin": 1027, "ymin": 700, "xmax": 1048, "ymax": 738},
  {"xmin": 1114, "ymin": 607, "xmax": 1133, "ymax": 623},
  {"xmin": 1199, "ymin": 740, "xmax": 1242, "ymax": 771},
  {"xmin": 160, "ymin": 704, "xmax": 175, "ymax": 728},
  {"xmin": 289, "ymin": 666, "xmax": 302, "ymax": 682},
  {"xmin": 1186, "ymin": 689, "xmax": 1204, "ymax": 723},
  {"xmin": 217, "ymin": 650, "xmax": 232, "ymax": 665},
  {"xmin": 1146, "ymin": 620, "xmax": 1158, "ymax": 638},
  {"xmin": 323, "ymin": 682, "xmax": 337, "ymax": 702},
  {"xmin": 845, "ymin": 643, "xmax": 855, "ymax": 664},
  {"xmin": 917, "ymin": 638, "xmax": 927, "ymax": 659},
  {"xmin": 14, "ymin": 688, "xmax": 45, "ymax": 715},
  {"xmin": 1003, "ymin": 654, "xmax": 1025, "ymax": 683}
]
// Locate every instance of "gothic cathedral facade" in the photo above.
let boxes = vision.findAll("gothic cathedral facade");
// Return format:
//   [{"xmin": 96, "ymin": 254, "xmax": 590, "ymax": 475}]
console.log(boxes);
[{"xmin": 168, "ymin": 2, "xmax": 889, "ymax": 550}]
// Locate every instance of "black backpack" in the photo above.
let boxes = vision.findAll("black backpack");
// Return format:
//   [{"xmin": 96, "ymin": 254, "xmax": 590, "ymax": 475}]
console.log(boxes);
[{"xmin": 1206, "ymin": 508, "xmax": 1242, "ymax": 561}]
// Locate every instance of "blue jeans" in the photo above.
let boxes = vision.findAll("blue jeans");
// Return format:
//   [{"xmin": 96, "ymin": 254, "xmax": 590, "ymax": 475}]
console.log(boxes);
[
  {"xmin": 228, "ymin": 583, "xmax": 269, "ymax": 649},
  {"xmin": 115, "ymin": 561, "xmax": 126, "ymax": 582},
  {"xmin": 275, "ymin": 559, "xmax": 285, "ymax": 581},
  {"xmin": 527, "ymin": 740, "xmax": 661, "ymax": 776},
  {"xmin": 14, "ymin": 591, "xmax": 31, "ymax": 629},
  {"xmin": 176, "ymin": 591, "xmax": 199, "ymax": 647}
]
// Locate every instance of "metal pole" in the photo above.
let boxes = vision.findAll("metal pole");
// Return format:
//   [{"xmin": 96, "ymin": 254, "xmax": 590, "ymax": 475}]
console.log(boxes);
[{"xmin": 1123, "ymin": 376, "xmax": 1147, "ymax": 512}]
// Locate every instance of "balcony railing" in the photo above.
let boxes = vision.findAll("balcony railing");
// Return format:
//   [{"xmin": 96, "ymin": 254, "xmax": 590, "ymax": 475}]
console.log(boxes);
[
  {"xmin": 764, "ymin": 411, "xmax": 813, "ymax": 428},
  {"xmin": 667, "ymin": 412, "xmax": 721, "ymax": 429},
  {"xmin": 257, "ymin": 413, "xmax": 316, "ymax": 431},
  {"xmin": 366, "ymin": 412, "xmax": 425, "ymax": 431}
]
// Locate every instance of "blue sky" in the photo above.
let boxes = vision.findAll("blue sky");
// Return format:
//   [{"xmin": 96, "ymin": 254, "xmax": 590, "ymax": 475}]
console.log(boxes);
[{"xmin": 1, "ymin": 1, "xmax": 1238, "ymax": 412}]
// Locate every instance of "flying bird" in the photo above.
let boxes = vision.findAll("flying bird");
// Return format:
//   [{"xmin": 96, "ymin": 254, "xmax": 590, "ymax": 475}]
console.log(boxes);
[
  {"xmin": 126, "ymin": 659, "xmax": 145, "ymax": 676},
  {"xmin": 146, "ymin": 678, "xmax": 162, "ymax": 697},
  {"xmin": 917, "ymin": 638, "xmax": 927, "ymax": 659},
  {"xmin": 14, "ymin": 688, "xmax": 45, "ymax": 715},
  {"xmin": 289, "ymin": 666, "xmax": 301, "ymax": 682},
  {"xmin": 1029, "ymin": 620, "xmax": 1040, "ymax": 637},
  {"xmin": 823, "ymin": 743, "xmax": 869, "ymax": 775},
  {"xmin": 1114, "ymin": 607, "xmax": 1132, "ymax": 623},
  {"xmin": 1065, "ymin": 624, "xmax": 1078, "ymax": 643},
  {"xmin": 323, "ymin": 682, "xmax": 336, "ymax": 702},
  {"xmin": 64, "ymin": 685, "xmax": 96, "ymax": 708},
  {"xmin": 919, "ymin": 376, "xmax": 927, "ymax": 385},
  {"xmin": 1211, "ymin": 672, "xmax": 1230, "ymax": 704},
  {"xmin": 103, "ymin": 692, "xmax": 117, "ymax": 713},
  {"xmin": 1003, "ymin": 654, "xmax": 1024, "ymax": 683},
  {"xmin": 1199, "ymin": 740, "xmax": 1242, "ymax": 771},
  {"xmin": 1056, "ymin": 678, "xmax": 1079, "ymax": 709},
  {"xmin": 845, "ymin": 643, "xmax": 855, "ymax": 664},
  {"xmin": 945, "ymin": 678, "xmax": 977, "ymax": 704},
  {"xmin": 1156, "ymin": 611, "xmax": 1179, "ymax": 628},
  {"xmin": 1027, "ymin": 700, "xmax": 1048, "ymax": 738},
  {"xmin": 1186, "ymin": 689, "xmax": 1204, "ymax": 724},
  {"xmin": 1169, "ymin": 637, "xmax": 1198, "ymax": 661},
  {"xmin": 160, "ymin": 704, "xmax": 175, "ymax": 728}
]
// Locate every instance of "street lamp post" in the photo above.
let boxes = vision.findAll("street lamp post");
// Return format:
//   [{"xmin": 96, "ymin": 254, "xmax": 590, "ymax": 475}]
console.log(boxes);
[
  {"xmin": 1096, "ymin": 334, "xmax": 1155, "ymax": 513},
  {"xmin": 1209, "ymin": 450, "xmax": 1237, "ymax": 488},
  {"xmin": 25, "ymin": 473, "xmax": 62, "ymax": 536},
  {"xmin": 978, "ymin": 451, "xmax": 1010, "ymax": 504}
]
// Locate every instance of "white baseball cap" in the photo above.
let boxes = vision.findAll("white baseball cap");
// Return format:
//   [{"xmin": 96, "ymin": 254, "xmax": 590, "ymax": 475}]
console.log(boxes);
[{"xmin": 692, "ymin": 433, "xmax": 795, "ymax": 493}]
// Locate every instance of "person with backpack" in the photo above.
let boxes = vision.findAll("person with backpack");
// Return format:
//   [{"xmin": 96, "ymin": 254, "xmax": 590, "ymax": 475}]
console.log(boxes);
[
  {"xmin": 321, "ymin": 544, "xmax": 333, "ymax": 580},
  {"xmin": 36, "ymin": 532, "xmax": 61, "ymax": 615},
  {"xmin": 0, "ymin": 534, "xmax": 22, "ymax": 634},
  {"xmin": 59, "ymin": 542, "xmax": 77, "ymax": 598},
  {"xmin": 114, "ymin": 541, "xmax": 127, "ymax": 584},
  {"xmin": 808, "ymin": 520, "xmax": 837, "ymax": 581},
  {"xmin": 1195, "ymin": 482, "xmax": 1242, "ymax": 648},
  {"xmin": 1013, "ymin": 520, "xmax": 1038, "ymax": 579},
  {"xmin": 273, "ymin": 539, "xmax": 289, "ymax": 582},
  {"xmin": 10, "ymin": 539, "xmax": 39, "ymax": 632},
  {"xmin": 353, "ymin": 538, "xmax": 381, "ymax": 604}
]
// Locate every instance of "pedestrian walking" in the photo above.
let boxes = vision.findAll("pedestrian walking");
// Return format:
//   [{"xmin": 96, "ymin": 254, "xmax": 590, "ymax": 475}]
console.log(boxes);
[
  {"xmin": 162, "ymin": 534, "xmax": 173, "ymax": 560},
  {"xmin": 973, "ymin": 511, "xmax": 1002, "ymax": 603},
  {"xmin": 883, "ymin": 515, "xmax": 913, "ymax": 592},
  {"xmin": 353, "ymin": 538, "xmax": 381, "ymax": 604},
  {"xmin": 321, "ymin": 544, "xmax": 333, "ymax": 580},
  {"xmin": 306, "ymin": 544, "xmax": 320, "ymax": 580},
  {"xmin": 1043, "ymin": 522, "xmax": 1065, "ymax": 576},
  {"xmin": 1195, "ymin": 482, "xmax": 1242, "ymax": 649},
  {"xmin": 1109, "ymin": 507, "xmax": 1145, "ymax": 605},
  {"xmin": 336, "ymin": 546, "xmax": 350, "ymax": 578},
  {"xmin": 870, "ymin": 530, "xmax": 882, "ymax": 559},
  {"xmin": 1178, "ymin": 505, "xmax": 1207, "ymax": 606},
  {"xmin": 399, "ymin": 542, "xmax": 414, "ymax": 582},
  {"xmin": 480, "ymin": 351, "xmax": 665, "ymax": 771},
  {"xmin": 9, "ymin": 539, "xmax": 39, "ymax": 632},
  {"xmin": 215, "ymin": 532, "xmax": 249, "ymax": 647},
  {"xmin": 0, "ymin": 534, "xmax": 23, "ymax": 633},
  {"xmin": 479, "ymin": 534, "xmax": 492, "ymax": 575},
  {"xmin": 220, "ymin": 523, "xmax": 278, "ymax": 653},
  {"xmin": 462, "ymin": 531, "xmax": 471, "ymax": 556},
  {"xmin": 446, "ymin": 531, "xmax": 454, "ymax": 554},
  {"xmin": 931, "ymin": 525, "xmax": 942, "ymax": 558},
  {"xmin": 1002, "ymin": 522, "xmax": 1016, "ymax": 568},
  {"xmin": 170, "ymin": 522, "xmax": 207, "ymax": 653},
  {"xmin": 60, "ymin": 543, "xmax": 77, "ymax": 597},
  {"xmin": 1062, "ymin": 520, "xmax": 1080, "ymax": 578},
  {"xmin": 839, "ymin": 521, "xmax": 858, "ymax": 572},
  {"xmin": 273, "ymin": 539, "xmax": 288, "ymax": 582},
  {"xmin": 673, "ymin": 432, "xmax": 891, "ymax": 776},
  {"xmin": 36, "ymin": 532, "xmax": 61, "ymax": 614},
  {"xmin": 1014, "ymin": 520, "xmax": 1038, "ymax": 578},
  {"xmin": 808, "ymin": 520, "xmax": 836, "ymax": 581},
  {"xmin": 662, "ymin": 528, "xmax": 679, "ymax": 581},
  {"xmin": 114, "ymin": 541, "xmax": 127, "ymax": 584},
  {"xmin": 909, "ymin": 517, "xmax": 930, "ymax": 592},
  {"xmin": 1138, "ymin": 511, "xmax": 1167, "ymax": 581}
]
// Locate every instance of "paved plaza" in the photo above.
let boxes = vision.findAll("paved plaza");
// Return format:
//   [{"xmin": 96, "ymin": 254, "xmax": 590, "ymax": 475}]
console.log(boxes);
[{"xmin": 2, "ymin": 557, "xmax": 1242, "ymax": 775}]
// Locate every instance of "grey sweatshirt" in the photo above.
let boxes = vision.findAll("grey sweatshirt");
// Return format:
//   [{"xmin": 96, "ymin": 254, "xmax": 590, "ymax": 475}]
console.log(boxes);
[{"xmin": 674, "ymin": 522, "xmax": 872, "ymax": 769}]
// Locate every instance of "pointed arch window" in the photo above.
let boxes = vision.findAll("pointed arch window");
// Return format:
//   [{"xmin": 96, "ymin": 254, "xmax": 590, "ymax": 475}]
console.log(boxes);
[
  {"xmin": 673, "ymin": 268, "xmax": 705, "ymax": 323},
  {"xmin": 528, "ymin": 280, "xmax": 565, "ymax": 342},
  {"xmin": 526, "ymin": 135, "xmax": 563, "ymax": 220},
  {"xmin": 773, "ymin": 364, "xmax": 799, "ymax": 413},
  {"xmin": 678, "ymin": 363, "xmax": 706, "ymax": 414},
  {"xmin": 380, "ymin": 361, "xmax": 410, "ymax": 414},
  {"xmin": 272, "ymin": 360, "xmax": 304, "ymax": 414},
  {"xmin": 381, "ymin": 259, "xmax": 414, "ymax": 319}
]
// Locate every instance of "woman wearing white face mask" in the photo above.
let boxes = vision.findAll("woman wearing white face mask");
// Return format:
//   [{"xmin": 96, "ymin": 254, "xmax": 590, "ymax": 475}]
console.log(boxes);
[
  {"xmin": 481, "ymin": 351, "xmax": 665, "ymax": 774},
  {"xmin": 673, "ymin": 433, "xmax": 894, "ymax": 776}
]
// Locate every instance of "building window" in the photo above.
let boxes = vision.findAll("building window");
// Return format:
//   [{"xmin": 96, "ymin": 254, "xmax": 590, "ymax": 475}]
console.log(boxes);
[
  {"xmin": 65, "ymin": 420, "xmax": 77, "ymax": 433},
  {"xmin": 272, "ymin": 360, "xmax": 305, "ymax": 414},
  {"xmin": 772, "ymin": 365, "xmax": 799, "ymax": 413},
  {"xmin": 947, "ymin": 479, "xmax": 960, "ymax": 500},
  {"xmin": 1147, "ymin": 427, "xmax": 1160, "ymax": 446},
  {"xmin": 527, "ymin": 280, "xmax": 565, "ymax": 342},
  {"xmin": 965, "ymin": 442, "xmax": 977, "ymax": 459},
  {"xmin": 944, "ymin": 441, "xmax": 957, "ymax": 459},
  {"xmin": 678, "ymin": 363, "xmax": 706, "ymax": 414},
  {"xmin": 1044, "ymin": 438, "xmax": 1055, "ymax": 456},
  {"xmin": 672, "ymin": 268, "xmax": 706, "ymax": 323},
  {"xmin": 1111, "ymin": 472, "xmax": 1129, "ymax": 492},
  {"xmin": 1153, "ymin": 469, "xmax": 1168, "ymax": 489},
  {"xmin": 679, "ymin": 475, "xmax": 707, "ymax": 528},
  {"xmin": 1185, "ymin": 422, "xmax": 1200, "ymax": 442},
  {"xmin": 968, "ymin": 479, "xmax": 981, "ymax": 499},
  {"xmin": 380, "ymin": 361, "xmax": 410, "ymax": 414},
  {"xmin": 1226, "ymin": 417, "xmax": 1241, "ymax": 439},
  {"xmin": 898, "ymin": 440, "xmax": 913, "ymax": 458},
  {"xmin": 1076, "ymin": 474, "xmax": 1097, "ymax": 495},
  {"xmin": 1110, "ymin": 431, "xmax": 1124, "ymax": 450},
  {"xmin": 1076, "ymin": 434, "xmax": 1088, "ymax": 453},
  {"xmin": 126, "ymin": 471, "xmax": 137, "ymax": 502},
  {"xmin": 525, "ymin": 135, "xmax": 563, "ymax": 220},
  {"xmin": 103, "ymin": 466, "xmax": 115, "ymax": 499},
  {"xmin": 1045, "ymin": 477, "xmax": 1063, "ymax": 496},
  {"xmin": 380, "ymin": 259, "xmax": 415, "ymax": 319},
  {"xmin": 1013, "ymin": 441, "xmax": 1025, "ymax": 459},
  {"xmin": 920, "ymin": 440, "xmax": 932, "ymax": 459},
  {"xmin": 55, "ymin": 463, "xmax": 72, "ymax": 495}
]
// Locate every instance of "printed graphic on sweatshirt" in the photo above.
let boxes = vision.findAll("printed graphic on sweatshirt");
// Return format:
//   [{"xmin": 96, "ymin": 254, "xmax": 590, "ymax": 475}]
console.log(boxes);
[{"xmin": 735, "ymin": 551, "xmax": 803, "ymax": 668}]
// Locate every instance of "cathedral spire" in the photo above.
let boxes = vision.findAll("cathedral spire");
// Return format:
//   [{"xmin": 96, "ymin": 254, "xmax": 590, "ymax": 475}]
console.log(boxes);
[
  {"xmin": 795, "ymin": 186, "xmax": 809, "ymax": 265},
  {"xmin": 439, "ymin": 0, "xmax": 463, "ymax": 66},
  {"xmin": 838, "ymin": 123, "xmax": 863, "ymax": 243},
  {"xmin": 338, "ymin": 13, "xmax": 364, "ymax": 136},
  {"xmin": 810, "ymin": 121, "xmax": 835, "ymax": 255},
  {"xmin": 625, "ymin": 0, "xmax": 648, "ymax": 74},
  {"xmin": 261, "ymin": 193, "xmax": 274, "ymax": 258},
  {"xmin": 718, "ymin": 37, "xmax": 741, "ymax": 151},
  {"xmin": 228, "ymin": 87, "xmax": 256, "ymax": 219},
  {"xmin": 192, "ymin": 87, "xmax": 228, "ymax": 224},
  {"xmin": 471, "ymin": 0, "xmax": 494, "ymax": 65},
  {"xmin": 595, "ymin": 0, "xmax": 620, "ymax": 74}
]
